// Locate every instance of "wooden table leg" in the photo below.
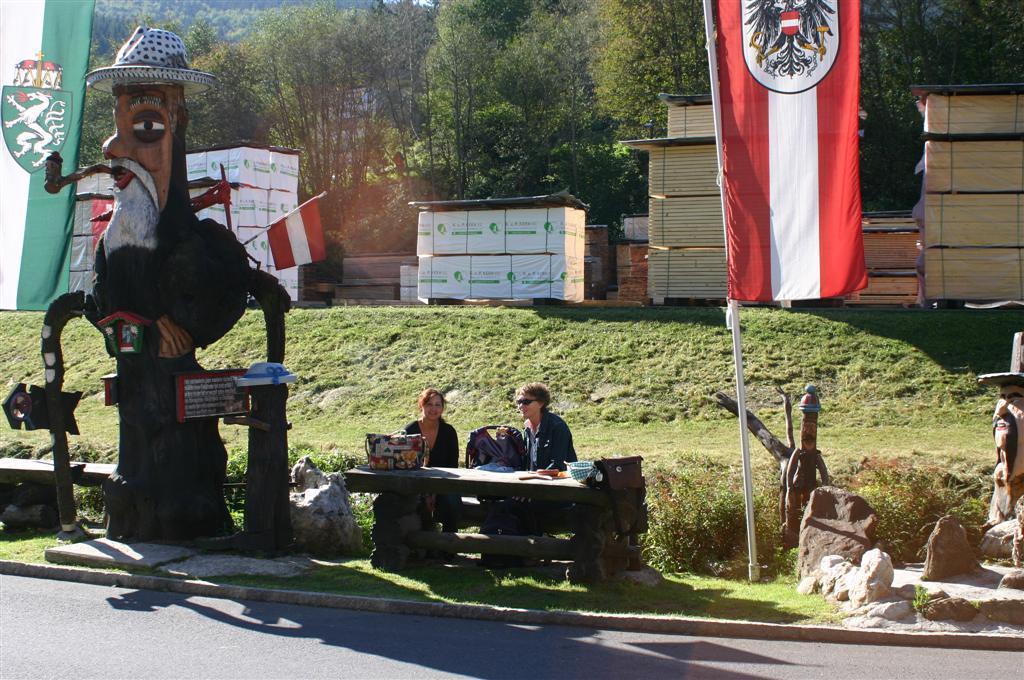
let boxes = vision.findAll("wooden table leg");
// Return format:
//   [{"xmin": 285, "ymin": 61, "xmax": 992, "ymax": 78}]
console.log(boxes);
[
  {"xmin": 370, "ymin": 492, "xmax": 419, "ymax": 571},
  {"xmin": 566, "ymin": 503, "xmax": 608, "ymax": 583}
]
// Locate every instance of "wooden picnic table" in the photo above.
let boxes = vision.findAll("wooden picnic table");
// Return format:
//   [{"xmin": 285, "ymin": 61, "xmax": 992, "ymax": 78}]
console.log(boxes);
[
  {"xmin": 344, "ymin": 466, "xmax": 645, "ymax": 583},
  {"xmin": 0, "ymin": 457, "xmax": 114, "ymax": 486}
]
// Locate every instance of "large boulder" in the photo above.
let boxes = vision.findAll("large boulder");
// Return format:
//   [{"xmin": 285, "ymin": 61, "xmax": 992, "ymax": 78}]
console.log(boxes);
[
  {"xmin": 0, "ymin": 503, "xmax": 57, "ymax": 530},
  {"xmin": 922, "ymin": 515, "xmax": 978, "ymax": 581},
  {"xmin": 797, "ymin": 487, "xmax": 878, "ymax": 578},
  {"xmin": 289, "ymin": 457, "xmax": 363, "ymax": 557},
  {"xmin": 848, "ymin": 548, "xmax": 894, "ymax": 607},
  {"xmin": 980, "ymin": 519, "xmax": 1017, "ymax": 559},
  {"xmin": 922, "ymin": 596, "xmax": 979, "ymax": 622},
  {"xmin": 999, "ymin": 569, "xmax": 1024, "ymax": 590}
]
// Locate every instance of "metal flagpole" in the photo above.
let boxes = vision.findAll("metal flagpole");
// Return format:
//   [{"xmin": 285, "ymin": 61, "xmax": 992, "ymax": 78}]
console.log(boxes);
[{"xmin": 702, "ymin": 0, "xmax": 760, "ymax": 582}]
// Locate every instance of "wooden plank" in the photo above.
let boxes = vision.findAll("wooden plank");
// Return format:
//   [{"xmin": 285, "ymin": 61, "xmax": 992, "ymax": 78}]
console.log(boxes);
[
  {"xmin": 0, "ymin": 458, "xmax": 114, "ymax": 485},
  {"xmin": 406, "ymin": 530, "xmax": 574, "ymax": 559},
  {"xmin": 924, "ymin": 247, "xmax": 1024, "ymax": 300},
  {"xmin": 666, "ymin": 104, "xmax": 715, "ymax": 138},
  {"xmin": 925, "ymin": 94, "xmax": 1024, "ymax": 135},
  {"xmin": 344, "ymin": 466, "xmax": 609, "ymax": 506},
  {"xmin": 924, "ymin": 140, "xmax": 1024, "ymax": 193},
  {"xmin": 863, "ymin": 231, "xmax": 920, "ymax": 270},
  {"xmin": 924, "ymin": 194, "xmax": 1024, "ymax": 247}
]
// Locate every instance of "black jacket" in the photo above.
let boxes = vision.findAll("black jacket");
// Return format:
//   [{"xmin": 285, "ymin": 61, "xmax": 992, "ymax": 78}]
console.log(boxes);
[
  {"xmin": 525, "ymin": 411, "xmax": 577, "ymax": 471},
  {"xmin": 404, "ymin": 419, "xmax": 459, "ymax": 468}
]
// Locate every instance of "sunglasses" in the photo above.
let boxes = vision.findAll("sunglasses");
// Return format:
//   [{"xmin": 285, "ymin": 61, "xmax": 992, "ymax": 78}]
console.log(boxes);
[{"xmin": 515, "ymin": 398, "xmax": 537, "ymax": 406}]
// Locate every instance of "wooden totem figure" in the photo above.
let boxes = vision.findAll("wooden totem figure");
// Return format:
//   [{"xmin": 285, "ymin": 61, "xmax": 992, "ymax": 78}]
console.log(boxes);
[
  {"xmin": 782, "ymin": 385, "xmax": 830, "ymax": 548},
  {"xmin": 977, "ymin": 332, "xmax": 1024, "ymax": 535},
  {"xmin": 39, "ymin": 27, "xmax": 290, "ymax": 542}
]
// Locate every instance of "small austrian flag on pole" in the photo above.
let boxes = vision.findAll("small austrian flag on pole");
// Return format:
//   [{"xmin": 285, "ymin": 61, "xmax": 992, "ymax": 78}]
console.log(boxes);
[{"xmin": 267, "ymin": 192, "xmax": 327, "ymax": 270}]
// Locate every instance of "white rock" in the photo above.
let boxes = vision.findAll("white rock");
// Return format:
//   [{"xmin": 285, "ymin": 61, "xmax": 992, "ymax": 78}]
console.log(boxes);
[
  {"xmin": 867, "ymin": 600, "xmax": 914, "ymax": 621},
  {"xmin": 849, "ymin": 548, "xmax": 895, "ymax": 607},
  {"xmin": 820, "ymin": 560, "xmax": 854, "ymax": 595},
  {"xmin": 289, "ymin": 456, "xmax": 363, "ymax": 557},
  {"xmin": 820, "ymin": 554, "xmax": 847, "ymax": 573},
  {"xmin": 834, "ymin": 567, "xmax": 859, "ymax": 601},
  {"xmin": 980, "ymin": 519, "xmax": 1018, "ymax": 559},
  {"xmin": 797, "ymin": 575, "xmax": 818, "ymax": 595}
]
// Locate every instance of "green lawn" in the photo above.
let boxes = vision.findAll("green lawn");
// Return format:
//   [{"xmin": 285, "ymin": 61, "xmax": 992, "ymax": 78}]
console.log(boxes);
[{"xmin": 1, "ymin": 305, "xmax": 1018, "ymax": 471}]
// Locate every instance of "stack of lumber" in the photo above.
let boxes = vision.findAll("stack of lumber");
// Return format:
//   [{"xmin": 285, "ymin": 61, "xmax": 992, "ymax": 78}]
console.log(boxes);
[
  {"xmin": 336, "ymin": 253, "xmax": 417, "ymax": 301},
  {"xmin": 616, "ymin": 244, "xmax": 649, "ymax": 302},
  {"xmin": 584, "ymin": 225, "xmax": 611, "ymax": 299},
  {"xmin": 622, "ymin": 94, "xmax": 725, "ymax": 303},
  {"xmin": 915, "ymin": 84, "xmax": 1024, "ymax": 301},
  {"xmin": 845, "ymin": 212, "xmax": 920, "ymax": 306}
]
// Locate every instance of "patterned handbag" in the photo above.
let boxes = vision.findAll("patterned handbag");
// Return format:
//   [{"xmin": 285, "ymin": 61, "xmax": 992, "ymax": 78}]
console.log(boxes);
[{"xmin": 365, "ymin": 431, "xmax": 426, "ymax": 470}]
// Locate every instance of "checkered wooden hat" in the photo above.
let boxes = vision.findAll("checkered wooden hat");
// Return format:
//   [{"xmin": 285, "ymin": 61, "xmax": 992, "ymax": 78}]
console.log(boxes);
[{"xmin": 86, "ymin": 26, "xmax": 215, "ymax": 93}]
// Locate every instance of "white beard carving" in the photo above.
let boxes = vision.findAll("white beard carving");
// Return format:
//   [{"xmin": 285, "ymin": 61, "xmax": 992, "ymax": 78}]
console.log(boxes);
[{"xmin": 104, "ymin": 158, "xmax": 160, "ymax": 257}]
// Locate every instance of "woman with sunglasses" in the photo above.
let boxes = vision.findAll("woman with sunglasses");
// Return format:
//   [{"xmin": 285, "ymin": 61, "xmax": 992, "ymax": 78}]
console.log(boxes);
[{"xmin": 516, "ymin": 382, "xmax": 577, "ymax": 471}]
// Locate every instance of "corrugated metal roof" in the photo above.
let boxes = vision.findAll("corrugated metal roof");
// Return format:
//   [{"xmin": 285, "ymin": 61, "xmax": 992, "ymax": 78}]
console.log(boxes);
[
  {"xmin": 911, "ymin": 83, "xmax": 1024, "ymax": 97},
  {"xmin": 409, "ymin": 190, "xmax": 588, "ymax": 212}
]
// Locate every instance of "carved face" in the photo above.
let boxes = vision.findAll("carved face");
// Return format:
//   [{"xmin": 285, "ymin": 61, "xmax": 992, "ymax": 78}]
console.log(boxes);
[
  {"xmin": 800, "ymin": 415, "xmax": 817, "ymax": 451},
  {"xmin": 102, "ymin": 85, "xmax": 183, "ymax": 211}
]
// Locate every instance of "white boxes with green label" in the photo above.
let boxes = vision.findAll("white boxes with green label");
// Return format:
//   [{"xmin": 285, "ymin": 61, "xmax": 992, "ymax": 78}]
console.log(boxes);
[
  {"xmin": 416, "ymin": 255, "xmax": 584, "ymax": 301},
  {"xmin": 412, "ymin": 193, "xmax": 588, "ymax": 301}
]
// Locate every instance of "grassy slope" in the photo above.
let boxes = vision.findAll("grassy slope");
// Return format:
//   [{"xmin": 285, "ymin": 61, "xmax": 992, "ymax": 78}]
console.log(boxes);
[{"xmin": 1, "ymin": 306, "xmax": 1021, "ymax": 476}]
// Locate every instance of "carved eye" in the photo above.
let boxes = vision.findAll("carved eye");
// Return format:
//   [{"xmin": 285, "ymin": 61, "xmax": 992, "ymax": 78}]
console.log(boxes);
[{"xmin": 132, "ymin": 114, "xmax": 165, "ymax": 143}]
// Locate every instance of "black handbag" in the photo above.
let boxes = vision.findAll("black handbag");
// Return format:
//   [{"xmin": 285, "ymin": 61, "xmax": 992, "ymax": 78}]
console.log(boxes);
[{"xmin": 593, "ymin": 456, "xmax": 647, "ymax": 537}]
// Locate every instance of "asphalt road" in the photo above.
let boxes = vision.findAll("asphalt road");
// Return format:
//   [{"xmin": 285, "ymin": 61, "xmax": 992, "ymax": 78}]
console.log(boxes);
[{"xmin": 0, "ymin": 575, "xmax": 1020, "ymax": 680}]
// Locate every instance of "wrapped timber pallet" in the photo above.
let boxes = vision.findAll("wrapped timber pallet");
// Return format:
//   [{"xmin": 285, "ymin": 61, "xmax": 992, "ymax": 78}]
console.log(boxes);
[
  {"xmin": 914, "ymin": 83, "xmax": 1024, "ymax": 302},
  {"xmin": 615, "ymin": 244, "xmax": 649, "ymax": 303},
  {"xmin": 648, "ymin": 195, "xmax": 724, "ymax": 248},
  {"xmin": 411, "ymin": 192, "xmax": 587, "ymax": 303}
]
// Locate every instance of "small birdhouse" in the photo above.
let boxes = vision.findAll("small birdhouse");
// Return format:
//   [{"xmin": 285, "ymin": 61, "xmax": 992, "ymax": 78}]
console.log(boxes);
[{"xmin": 98, "ymin": 312, "xmax": 152, "ymax": 356}]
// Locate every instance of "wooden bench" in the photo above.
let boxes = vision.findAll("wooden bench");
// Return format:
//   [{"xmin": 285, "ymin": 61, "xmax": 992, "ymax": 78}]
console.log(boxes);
[
  {"xmin": 0, "ymin": 457, "xmax": 114, "ymax": 486},
  {"xmin": 344, "ymin": 466, "xmax": 645, "ymax": 583}
]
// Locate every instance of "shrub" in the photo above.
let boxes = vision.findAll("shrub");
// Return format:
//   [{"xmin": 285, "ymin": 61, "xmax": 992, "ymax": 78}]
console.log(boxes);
[
  {"xmin": 642, "ymin": 455, "xmax": 784, "ymax": 577},
  {"xmin": 845, "ymin": 458, "xmax": 989, "ymax": 563}
]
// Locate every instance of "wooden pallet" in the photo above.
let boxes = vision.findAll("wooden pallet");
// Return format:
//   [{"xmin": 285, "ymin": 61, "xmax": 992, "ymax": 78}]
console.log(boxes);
[
  {"xmin": 667, "ymin": 104, "xmax": 715, "ymax": 138},
  {"xmin": 924, "ymin": 247, "xmax": 1024, "ymax": 300},
  {"xmin": 925, "ymin": 94, "xmax": 1024, "ymax": 135},
  {"xmin": 647, "ymin": 248, "xmax": 727, "ymax": 298},
  {"xmin": 924, "ymin": 193, "xmax": 1024, "ymax": 247},
  {"xmin": 845, "ymin": 271, "xmax": 919, "ymax": 306},
  {"xmin": 924, "ymin": 140, "xmax": 1024, "ymax": 193},
  {"xmin": 648, "ymin": 195, "xmax": 725, "ymax": 248},
  {"xmin": 648, "ymin": 145, "xmax": 719, "ymax": 197},
  {"xmin": 863, "ymin": 230, "xmax": 920, "ymax": 270}
]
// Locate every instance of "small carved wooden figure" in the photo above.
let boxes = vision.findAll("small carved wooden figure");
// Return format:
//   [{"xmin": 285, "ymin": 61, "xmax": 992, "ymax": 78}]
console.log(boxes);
[{"xmin": 782, "ymin": 385, "xmax": 830, "ymax": 548}]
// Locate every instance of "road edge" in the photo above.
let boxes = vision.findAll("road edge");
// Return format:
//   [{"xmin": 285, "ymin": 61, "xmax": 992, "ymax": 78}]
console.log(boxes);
[{"xmin": 2, "ymin": 559, "xmax": 1021, "ymax": 651}]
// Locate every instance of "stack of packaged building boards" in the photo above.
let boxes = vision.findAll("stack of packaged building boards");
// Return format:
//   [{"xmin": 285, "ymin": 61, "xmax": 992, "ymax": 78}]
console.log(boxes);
[
  {"xmin": 69, "ymin": 173, "xmax": 113, "ymax": 294},
  {"xmin": 622, "ymin": 94, "xmax": 727, "ymax": 302},
  {"xmin": 412, "ymin": 194, "xmax": 586, "ymax": 302},
  {"xmin": 915, "ymin": 84, "xmax": 1024, "ymax": 301},
  {"xmin": 187, "ymin": 144, "xmax": 302, "ymax": 301}
]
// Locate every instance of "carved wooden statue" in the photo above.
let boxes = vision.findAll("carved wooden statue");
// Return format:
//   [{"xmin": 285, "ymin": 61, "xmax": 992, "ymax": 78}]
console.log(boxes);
[
  {"xmin": 978, "ymin": 332, "xmax": 1024, "ymax": 537},
  {"xmin": 782, "ymin": 385, "xmax": 829, "ymax": 548}
]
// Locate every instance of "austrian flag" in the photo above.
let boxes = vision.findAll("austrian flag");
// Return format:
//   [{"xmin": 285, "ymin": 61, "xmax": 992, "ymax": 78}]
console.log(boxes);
[
  {"xmin": 710, "ymin": 0, "xmax": 866, "ymax": 301},
  {"xmin": 267, "ymin": 193, "xmax": 327, "ymax": 270}
]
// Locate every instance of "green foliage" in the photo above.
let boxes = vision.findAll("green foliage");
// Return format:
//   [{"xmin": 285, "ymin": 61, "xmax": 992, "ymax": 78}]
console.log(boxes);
[
  {"xmin": 642, "ymin": 455, "xmax": 782, "ymax": 577},
  {"xmin": 845, "ymin": 458, "xmax": 989, "ymax": 563},
  {"xmin": 913, "ymin": 583, "xmax": 931, "ymax": 612}
]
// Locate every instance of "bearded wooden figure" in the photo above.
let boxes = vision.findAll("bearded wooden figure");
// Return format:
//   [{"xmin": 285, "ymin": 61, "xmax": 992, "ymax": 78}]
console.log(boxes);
[
  {"xmin": 978, "ymin": 333, "xmax": 1024, "ymax": 535},
  {"xmin": 79, "ymin": 28, "xmax": 254, "ymax": 540}
]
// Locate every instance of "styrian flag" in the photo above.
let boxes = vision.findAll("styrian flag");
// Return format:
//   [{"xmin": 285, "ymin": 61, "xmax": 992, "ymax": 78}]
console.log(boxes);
[
  {"xmin": 711, "ymin": 0, "xmax": 866, "ymax": 301},
  {"xmin": 267, "ymin": 193, "xmax": 326, "ymax": 269},
  {"xmin": 0, "ymin": 0, "xmax": 94, "ymax": 310}
]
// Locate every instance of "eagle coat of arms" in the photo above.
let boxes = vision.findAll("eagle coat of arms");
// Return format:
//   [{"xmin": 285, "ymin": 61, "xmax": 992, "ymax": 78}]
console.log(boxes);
[
  {"xmin": 742, "ymin": 0, "xmax": 840, "ymax": 94},
  {"xmin": 2, "ymin": 58, "xmax": 71, "ymax": 172}
]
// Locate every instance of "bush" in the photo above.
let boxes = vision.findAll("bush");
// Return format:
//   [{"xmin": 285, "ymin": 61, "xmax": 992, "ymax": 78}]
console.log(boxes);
[
  {"xmin": 845, "ymin": 458, "xmax": 989, "ymax": 563},
  {"xmin": 642, "ymin": 455, "xmax": 785, "ymax": 577}
]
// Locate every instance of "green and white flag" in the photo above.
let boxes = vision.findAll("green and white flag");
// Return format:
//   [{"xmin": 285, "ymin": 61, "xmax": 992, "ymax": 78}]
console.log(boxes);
[{"xmin": 0, "ymin": 0, "xmax": 94, "ymax": 310}]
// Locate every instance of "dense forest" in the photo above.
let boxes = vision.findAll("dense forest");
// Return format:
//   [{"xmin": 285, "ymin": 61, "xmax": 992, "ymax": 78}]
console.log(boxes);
[{"xmin": 79, "ymin": 0, "xmax": 1024, "ymax": 260}]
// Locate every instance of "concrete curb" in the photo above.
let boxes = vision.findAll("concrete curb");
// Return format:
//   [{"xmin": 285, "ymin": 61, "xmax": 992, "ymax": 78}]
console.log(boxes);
[{"xmin": 2, "ymin": 559, "xmax": 1021, "ymax": 652}]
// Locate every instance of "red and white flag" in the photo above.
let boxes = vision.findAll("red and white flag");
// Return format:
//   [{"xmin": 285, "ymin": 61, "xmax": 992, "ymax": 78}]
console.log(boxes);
[
  {"xmin": 711, "ymin": 0, "xmax": 866, "ymax": 301},
  {"xmin": 267, "ymin": 193, "xmax": 326, "ymax": 270}
]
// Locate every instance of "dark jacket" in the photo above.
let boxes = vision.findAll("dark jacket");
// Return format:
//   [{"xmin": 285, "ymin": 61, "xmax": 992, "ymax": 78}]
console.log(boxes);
[
  {"xmin": 525, "ymin": 411, "xmax": 577, "ymax": 471},
  {"xmin": 404, "ymin": 419, "xmax": 459, "ymax": 468}
]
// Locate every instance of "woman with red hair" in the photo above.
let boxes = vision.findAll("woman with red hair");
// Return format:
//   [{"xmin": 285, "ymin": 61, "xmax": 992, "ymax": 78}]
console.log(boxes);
[{"xmin": 404, "ymin": 388, "xmax": 461, "ymax": 534}]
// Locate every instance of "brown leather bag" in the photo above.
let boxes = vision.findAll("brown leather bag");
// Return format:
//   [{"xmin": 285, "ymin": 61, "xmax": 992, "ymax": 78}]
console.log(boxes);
[{"xmin": 596, "ymin": 456, "xmax": 644, "ymax": 490}]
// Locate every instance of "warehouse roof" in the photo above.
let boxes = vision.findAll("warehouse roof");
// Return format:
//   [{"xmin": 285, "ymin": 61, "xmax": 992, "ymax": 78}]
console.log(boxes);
[{"xmin": 409, "ymin": 190, "xmax": 588, "ymax": 212}]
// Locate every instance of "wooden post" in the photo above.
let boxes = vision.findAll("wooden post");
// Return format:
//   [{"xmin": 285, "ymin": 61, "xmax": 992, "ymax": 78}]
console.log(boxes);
[
  {"xmin": 370, "ymin": 492, "xmax": 420, "ymax": 571},
  {"xmin": 239, "ymin": 383, "xmax": 293, "ymax": 552}
]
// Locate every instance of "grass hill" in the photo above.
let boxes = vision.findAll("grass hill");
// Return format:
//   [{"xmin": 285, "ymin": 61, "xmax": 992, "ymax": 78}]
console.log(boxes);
[{"xmin": 1, "ymin": 306, "xmax": 1020, "ymax": 475}]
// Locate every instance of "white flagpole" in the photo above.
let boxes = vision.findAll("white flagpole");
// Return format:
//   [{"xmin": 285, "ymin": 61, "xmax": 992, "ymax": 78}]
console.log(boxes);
[{"xmin": 702, "ymin": 0, "xmax": 760, "ymax": 582}]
